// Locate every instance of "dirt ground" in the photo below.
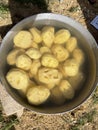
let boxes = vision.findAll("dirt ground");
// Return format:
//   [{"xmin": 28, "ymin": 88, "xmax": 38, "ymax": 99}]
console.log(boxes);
[{"xmin": 0, "ymin": 0, "xmax": 98, "ymax": 130}]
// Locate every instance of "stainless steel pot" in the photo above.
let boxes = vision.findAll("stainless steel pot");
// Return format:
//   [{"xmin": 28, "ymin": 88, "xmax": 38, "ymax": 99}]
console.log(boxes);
[{"xmin": 0, "ymin": 13, "xmax": 98, "ymax": 114}]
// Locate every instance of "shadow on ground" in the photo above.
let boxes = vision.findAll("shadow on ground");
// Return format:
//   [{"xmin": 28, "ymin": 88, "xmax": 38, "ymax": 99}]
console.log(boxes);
[
  {"xmin": 77, "ymin": 0, "xmax": 98, "ymax": 43},
  {"xmin": 0, "ymin": 0, "xmax": 98, "ymax": 43},
  {"xmin": 0, "ymin": 0, "xmax": 50, "ymax": 39}
]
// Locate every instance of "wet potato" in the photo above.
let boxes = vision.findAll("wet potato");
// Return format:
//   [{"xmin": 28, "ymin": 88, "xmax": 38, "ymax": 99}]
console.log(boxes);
[{"xmin": 6, "ymin": 26, "xmax": 86, "ymax": 106}]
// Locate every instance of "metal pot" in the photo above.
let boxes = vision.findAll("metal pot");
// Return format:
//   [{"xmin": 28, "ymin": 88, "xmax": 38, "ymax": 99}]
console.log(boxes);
[{"xmin": 0, "ymin": 13, "xmax": 98, "ymax": 114}]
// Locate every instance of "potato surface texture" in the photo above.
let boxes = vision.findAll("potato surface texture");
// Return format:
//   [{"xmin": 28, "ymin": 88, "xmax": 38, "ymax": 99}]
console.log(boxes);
[
  {"xmin": 7, "ymin": 48, "xmax": 24, "ymax": 65},
  {"xmin": 6, "ymin": 69, "xmax": 29, "ymax": 90},
  {"xmin": 41, "ymin": 54, "xmax": 59, "ymax": 68},
  {"xmin": 52, "ymin": 45, "xmax": 69, "ymax": 62},
  {"xmin": 29, "ymin": 27, "xmax": 42, "ymax": 43},
  {"xmin": 59, "ymin": 80, "xmax": 75, "ymax": 99},
  {"xmin": 54, "ymin": 29, "xmax": 70, "ymax": 44},
  {"xmin": 14, "ymin": 31, "xmax": 33, "ymax": 49},
  {"xmin": 42, "ymin": 26, "xmax": 54, "ymax": 48},
  {"xmin": 27, "ymin": 86, "xmax": 50, "ymax": 105},
  {"xmin": 26, "ymin": 48, "xmax": 41, "ymax": 59},
  {"xmin": 38, "ymin": 67, "xmax": 62, "ymax": 84},
  {"xmin": 16, "ymin": 54, "xmax": 32, "ymax": 70},
  {"xmin": 6, "ymin": 26, "xmax": 86, "ymax": 106},
  {"xmin": 72, "ymin": 48, "xmax": 85, "ymax": 65},
  {"xmin": 63, "ymin": 59, "xmax": 79, "ymax": 76}
]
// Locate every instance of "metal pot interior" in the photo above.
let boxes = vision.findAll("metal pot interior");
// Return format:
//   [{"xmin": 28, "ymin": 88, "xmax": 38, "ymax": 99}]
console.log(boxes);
[{"xmin": 0, "ymin": 13, "xmax": 98, "ymax": 114}]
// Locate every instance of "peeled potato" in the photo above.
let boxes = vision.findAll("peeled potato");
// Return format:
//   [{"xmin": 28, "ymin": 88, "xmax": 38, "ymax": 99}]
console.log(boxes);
[
  {"xmin": 41, "ymin": 54, "xmax": 59, "ymax": 68},
  {"xmin": 26, "ymin": 48, "xmax": 41, "ymax": 60},
  {"xmin": 68, "ymin": 72, "xmax": 86, "ymax": 90},
  {"xmin": 16, "ymin": 54, "xmax": 32, "ymax": 71},
  {"xmin": 63, "ymin": 59, "xmax": 79, "ymax": 76},
  {"xmin": 42, "ymin": 26, "xmax": 54, "ymax": 48},
  {"xmin": 7, "ymin": 48, "xmax": 25, "ymax": 65},
  {"xmin": 6, "ymin": 68, "xmax": 30, "ymax": 90},
  {"xmin": 14, "ymin": 31, "xmax": 33, "ymax": 49},
  {"xmin": 38, "ymin": 67, "xmax": 62, "ymax": 84},
  {"xmin": 58, "ymin": 64, "xmax": 68, "ymax": 78},
  {"xmin": 50, "ymin": 86, "xmax": 65, "ymax": 105},
  {"xmin": 65, "ymin": 37, "xmax": 77, "ymax": 52},
  {"xmin": 59, "ymin": 80, "xmax": 75, "ymax": 99},
  {"xmin": 54, "ymin": 29, "xmax": 71, "ymax": 44},
  {"xmin": 18, "ymin": 80, "xmax": 35, "ymax": 97},
  {"xmin": 31, "ymin": 41, "xmax": 39, "ymax": 49},
  {"xmin": 40, "ymin": 46, "xmax": 51, "ymax": 54},
  {"xmin": 26, "ymin": 85, "xmax": 50, "ymax": 105},
  {"xmin": 30, "ymin": 59, "xmax": 41, "ymax": 76},
  {"xmin": 52, "ymin": 45, "xmax": 69, "ymax": 62},
  {"xmin": 46, "ymin": 83, "xmax": 56, "ymax": 90},
  {"xmin": 29, "ymin": 27, "xmax": 42, "ymax": 43},
  {"xmin": 72, "ymin": 48, "xmax": 85, "ymax": 65},
  {"xmin": 42, "ymin": 26, "xmax": 54, "ymax": 33}
]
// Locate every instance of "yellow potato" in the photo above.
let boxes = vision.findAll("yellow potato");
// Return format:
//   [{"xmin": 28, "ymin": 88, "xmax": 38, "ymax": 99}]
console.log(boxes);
[
  {"xmin": 40, "ymin": 46, "xmax": 51, "ymax": 54},
  {"xmin": 68, "ymin": 72, "xmax": 86, "ymax": 90},
  {"xmin": 18, "ymin": 80, "xmax": 35, "ymax": 97},
  {"xmin": 54, "ymin": 29, "xmax": 71, "ymax": 44},
  {"xmin": 7, "ymin": 48, "xmax": 25, "ymax": 65},
  {"xmin": 6, "ymin": 68, "xmax": 30, "ymax": 90},
  {"xmin": 29, "ymin": 27, "xmax": 42, "ymax": 43},
  {"xmin": 50, "ymin": 86, "xmax": 65, "ymax": 105},
  {"xmin": 16, "ymin": 54, "xmax": 32, "ymax": 71},
  {"xmin": 63, "ymin": 59, "xmax": 79, "ymax": 76},
  {"xmin": 26, "ymin": 48, "xmax": 41, "ymax": 59},
  {"xmin": 14, "ymin": 31, "xmax": 33, "ymax": 49},
  {"xmin": 38, "ymin": 67, "xmax": 62, "ymax": 84},
  {"xmin": 26, "ymin": 85, "xmax": 50, "ymax": 105},
  {"xmin": 42, "ymin": 26, "xmax": 54, "ymax": 48},
  {"xmin": 46, "ymin": 83, "xmax": 56, "ymax": 90},
  {"xmin": 58, "ymin": 64, "xmax": 68, "ymax": 78},
  {"xmin": 52, "ymin": 45, "xmax": 69, "ymax": 62},
  {"xmin": 41, "ymin": 54, "xmax": 59, "ymax": 68},
  {"xmin": 42, "ymin": 26, "xmax": 54, "ymax": 33},
  {"xmin": 59, "ymin": 80, "xmax": 75, "ymax": 99},
  {"xmin": 72, "ymin": 48, "xmax": 85, "ymax": 65},
  {"xmin": 30, "ymin": 59, "xmax": 41, "ymax": 76},
  {"xmin": 65, "ymin": 37, "xmax": 77, "ymax": 52},
  {"xmin": 31, "ymin": 41, "xmax": 39, "ymax": 49}
]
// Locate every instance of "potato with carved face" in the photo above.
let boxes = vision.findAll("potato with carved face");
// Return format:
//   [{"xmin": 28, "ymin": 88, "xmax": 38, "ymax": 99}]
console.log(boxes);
[
  {"xmin": 52, "ymin": 45, "xmax": 69, "ymax": 62},
  {"xmin": 38, "ymin": 67, "xmax": 62, "ymax": 84}
]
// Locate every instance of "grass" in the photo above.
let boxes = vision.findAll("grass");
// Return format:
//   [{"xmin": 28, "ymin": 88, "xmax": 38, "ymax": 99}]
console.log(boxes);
[
  {"xmin": 15, "ymin": 0, "xmax": 48, "ymax": 10},
  {"xmin": 0, "ymin": 4, "xmax": 9, "ymax": 14},
  {"xmin": 70, "ymin": 109, "xmax": 97, "ymax": 130},
  {"xmin": 68, "ymin": 6, "xmax": 80, "ymax": 12},
  {"xmin": 92, "ymin": 86, "xmax": 98, "ymax": 104},
  {"xmin": 0, "ymin": 102, "xmax": 19, "ymax": 130}
]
